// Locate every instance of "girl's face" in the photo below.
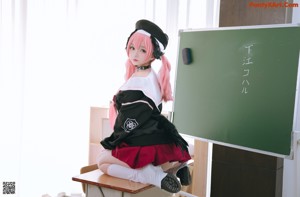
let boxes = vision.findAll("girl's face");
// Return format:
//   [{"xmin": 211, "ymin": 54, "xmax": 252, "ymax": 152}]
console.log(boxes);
[{"xmin": 128, "ymin": 43, "xmax": 153, "ymax": 67}]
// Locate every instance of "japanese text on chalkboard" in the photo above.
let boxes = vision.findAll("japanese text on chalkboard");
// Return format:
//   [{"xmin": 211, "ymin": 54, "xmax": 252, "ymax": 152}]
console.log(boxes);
[{"xmin": 241, "ymin": 44, "xmax": 254, "ymax": 94}]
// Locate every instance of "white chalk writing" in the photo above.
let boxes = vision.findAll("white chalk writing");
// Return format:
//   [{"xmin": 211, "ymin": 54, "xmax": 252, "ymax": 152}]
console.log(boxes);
[{"xmin": 241, "ymin": 44, "xmax": 254, "ymax": 94}]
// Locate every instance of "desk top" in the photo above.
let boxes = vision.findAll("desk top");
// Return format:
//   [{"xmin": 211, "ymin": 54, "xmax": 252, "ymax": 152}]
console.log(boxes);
[{"xmin": 72, "ymin": 169, "xmax": 153, "ymax": 194}]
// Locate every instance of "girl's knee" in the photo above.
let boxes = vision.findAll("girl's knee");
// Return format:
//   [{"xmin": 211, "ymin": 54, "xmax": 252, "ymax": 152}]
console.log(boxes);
[{"xmin": 99, "ymin": 164, "xmax": 111, "ymax": 174}]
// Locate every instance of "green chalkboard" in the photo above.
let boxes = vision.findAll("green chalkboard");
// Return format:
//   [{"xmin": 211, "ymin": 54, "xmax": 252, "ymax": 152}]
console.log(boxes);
[{"xmin": 173, "ymin": 25, "xmax": 300, "ymax": 157}]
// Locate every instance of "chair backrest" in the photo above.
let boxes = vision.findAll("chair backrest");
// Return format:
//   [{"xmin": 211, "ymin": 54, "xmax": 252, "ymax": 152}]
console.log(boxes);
[{"xmin": 80, "ymin": 164, "xmax": 98, "ymax": 193}]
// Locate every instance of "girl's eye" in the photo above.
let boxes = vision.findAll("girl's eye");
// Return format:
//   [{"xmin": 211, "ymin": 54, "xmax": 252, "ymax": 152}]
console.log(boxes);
[
  {"xmin": 130, "ymin": 46, "xmax": 135, "ymax": 50},
  {"xmin": 141, "ymin": 49, "xmax": 147, "ymax": 53}
]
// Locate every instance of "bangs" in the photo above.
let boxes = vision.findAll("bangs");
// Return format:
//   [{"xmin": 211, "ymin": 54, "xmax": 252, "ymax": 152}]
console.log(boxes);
[{"xmin": 126, "ymin": 32, "xmax": 153, "ymax": 59}]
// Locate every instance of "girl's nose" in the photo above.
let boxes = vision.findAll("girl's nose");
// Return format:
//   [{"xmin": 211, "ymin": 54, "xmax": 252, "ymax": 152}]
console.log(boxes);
[{"xmin": 133, "ymin": 51, "xmax": 139, "ymax": 57}]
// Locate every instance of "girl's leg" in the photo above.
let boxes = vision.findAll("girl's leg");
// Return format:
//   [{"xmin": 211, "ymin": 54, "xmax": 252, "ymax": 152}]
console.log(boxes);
[
  {"xmin": 107, "ymin": 163, "xmax": 181, "ymax": 193},
  {"xmin": 161, "ymin": 161, "xmax": 180, "ymax": 172},
  {"xmin": 96, "ymin": 149, "xmax": 130, "ymax": 173},
  {"xmin": 96, "ymin": 149, "xmax": 181, "ymax": 193}
]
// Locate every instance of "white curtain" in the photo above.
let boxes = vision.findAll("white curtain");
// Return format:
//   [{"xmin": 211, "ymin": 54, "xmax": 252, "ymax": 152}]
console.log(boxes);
[
  {"xmin": 0, "ymin": 0, "xmax": 153, "ymax": 196},
  {"xmin": 22, "ymin": 2, "xmax": 150, "ymax": 196},
  {"xmin": 0, "ymin": 0, "xmax": 150, "ymax": 196},
  {"xmin": 0, "ymin": 0, "xmax": 26, "ymax": 196},
  {"xmin": 0, "ymin": 0, "xmax": 211, "ymax": 196}
]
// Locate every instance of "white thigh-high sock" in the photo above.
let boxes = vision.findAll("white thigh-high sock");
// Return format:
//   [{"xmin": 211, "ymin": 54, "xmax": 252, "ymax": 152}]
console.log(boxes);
[{"xmin": 107, "ymin": 164, "xmax": 167, "ymax": 188}]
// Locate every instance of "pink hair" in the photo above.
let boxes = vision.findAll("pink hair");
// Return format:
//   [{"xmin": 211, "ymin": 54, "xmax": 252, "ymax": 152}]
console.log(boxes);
[
  {"xmin": 124, "ymin": 32, "xmax": 173, "ymax": 102},
  {"xmin": 159, "ymin": 55, "xmax": 173, "ymax": 102}
]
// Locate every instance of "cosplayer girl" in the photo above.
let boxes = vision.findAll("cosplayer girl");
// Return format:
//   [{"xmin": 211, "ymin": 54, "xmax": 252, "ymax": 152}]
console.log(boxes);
[{"xmin": 97, "ymin": 19, "xmax": 191, "ymax": 193}]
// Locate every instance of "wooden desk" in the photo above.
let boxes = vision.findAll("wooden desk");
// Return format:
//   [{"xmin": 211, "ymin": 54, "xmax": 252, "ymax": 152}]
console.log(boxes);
[{"xmin": 72, "ymin": 169, "xmax": 173, "ymax": 197}]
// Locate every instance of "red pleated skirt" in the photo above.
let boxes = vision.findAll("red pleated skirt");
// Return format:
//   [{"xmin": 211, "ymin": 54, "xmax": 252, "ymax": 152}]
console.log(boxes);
[{"xmin": 112, "ymin": 142, "xmax": 191, "ymax": 169}]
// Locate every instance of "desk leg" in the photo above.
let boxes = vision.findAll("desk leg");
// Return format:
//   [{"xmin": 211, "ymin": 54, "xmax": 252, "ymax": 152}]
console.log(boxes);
[
  {"xmin": 86, "ymin": 184, "xmax": 125, "ymax": 197},
  {"xmin": 192, "ymin": 139, "xmax": 209, "ymax": 197},
  {"xmin": 86, "ymin": 184, "xmax": 173, "ymax": 197}
]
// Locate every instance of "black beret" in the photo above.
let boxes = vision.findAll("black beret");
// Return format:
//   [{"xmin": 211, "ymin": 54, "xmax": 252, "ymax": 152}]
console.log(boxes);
[{"xmin": 135, "ymin": 19, "xmax": 168, "ymax": 49}]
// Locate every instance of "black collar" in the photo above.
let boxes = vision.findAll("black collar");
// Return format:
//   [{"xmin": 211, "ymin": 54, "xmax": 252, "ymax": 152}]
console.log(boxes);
[{"xmin": 135, "ymin": 65, "xmax": 151, "ymax": 70}]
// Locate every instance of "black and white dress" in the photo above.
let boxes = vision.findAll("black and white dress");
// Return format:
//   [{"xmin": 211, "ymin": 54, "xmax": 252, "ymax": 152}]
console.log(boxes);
[{"xmin": 101, "ymin": 69, "xmax": 191, "ymax": 169}]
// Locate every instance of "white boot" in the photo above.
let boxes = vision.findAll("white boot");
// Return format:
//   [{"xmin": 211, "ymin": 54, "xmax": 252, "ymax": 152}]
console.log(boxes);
[{"xmin": 107, "ymin": 164, "xmax": 181, "ymax": 193}]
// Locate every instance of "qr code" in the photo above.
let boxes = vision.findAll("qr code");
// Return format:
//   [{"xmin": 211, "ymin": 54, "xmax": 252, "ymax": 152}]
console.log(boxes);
[{"xmin": 3, "ymin": 182, "xmax": 15, "ymax": 194}]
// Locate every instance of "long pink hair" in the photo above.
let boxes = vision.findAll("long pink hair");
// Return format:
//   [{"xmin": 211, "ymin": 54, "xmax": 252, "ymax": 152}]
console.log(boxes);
[{"xmin": 109, "ymin": 32, "xmax": 173, "ymax": 128}]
